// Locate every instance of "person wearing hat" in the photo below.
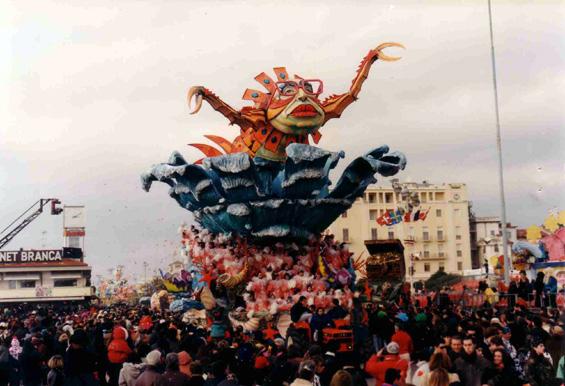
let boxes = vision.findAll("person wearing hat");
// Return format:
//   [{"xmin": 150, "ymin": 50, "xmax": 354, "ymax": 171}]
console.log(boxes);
[
  {"xmin": 365, "ymin": 342, "xmax": 408, "ymax": 386},
  {"xmin": 391, "ymin": 323, "xmax": 413, "ymax": 361},
  {"xmin": 135, "ymin": 350, "xmax": 163, "ymax": 386}
]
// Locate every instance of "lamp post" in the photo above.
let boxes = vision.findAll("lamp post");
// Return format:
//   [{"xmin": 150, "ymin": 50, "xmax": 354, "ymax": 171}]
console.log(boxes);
[{"xmin": 487, "ymin": 0, "xmax": 510, "ymax": 284}]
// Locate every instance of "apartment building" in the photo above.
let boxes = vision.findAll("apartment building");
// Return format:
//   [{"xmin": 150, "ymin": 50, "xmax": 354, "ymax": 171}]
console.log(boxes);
[
  {"xmin": 329, "ymin": 182, "xmax": 472, "ymax": 281},
  {"xmin": 470, "ymin": 216, "xmax": 517, "ymax": 271}
]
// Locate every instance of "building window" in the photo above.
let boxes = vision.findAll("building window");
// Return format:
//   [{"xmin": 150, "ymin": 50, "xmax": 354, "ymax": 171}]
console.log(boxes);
[
  {"xmin": 490, "ymin": 230, "xmax": 495, "ymax": 236},
  {"xmin": 341, "ymin": 211, "xmax": 347, "ymax": 218},
  {"xmin": 438, "ymin": 244, "xmax": 444, "ymax": 257},
  {"xmin": 20, "ymin": 280, "xmax": 36, "ymax": 288},
  {"xmin": 436, "ymin": 192, "xmax": 445, "ymax": 201},
  {"xmin": 342, "ymin": 229, "xmax": 349, "ymax": 242},
  {"xmin": 368, "ymin": 193, "xmax": 376, "ymax": 203},
  {"xmin": 438, "ymin": 262, "xmax": 445, "ymax": 271},
  {"xmin": 436, "ymin": 209, "xmax": 442, "ymax": 217},
  {"xmin": 424, "ymin": 263, "xmax": 430, "ymax": 272},
  {"xmin": 385, "ymin": 193, "xmax": 393, "ymax": 203},
  {"xmin": 494, "ymin": 244, "xmax": 499, "ymax": 253},
  {"xmin": 437, "ymin": 229, "xmax": 444, "ymax": 240},
  {"xmin": 421, "ymin": 192, "xmax": 427, "ymax": 203},
  {"xmin": 371, "ymin": 228, "xmax": 378, "ymax": 240},
  {"xmin": 457, "ymin": 250, "xmax": 462, "ymax": 258},
  {"xmin": 388, "ymin": 231, "xmax": 394, "ymax": 240},
  {"xmin": 423, "ymin": 250, "xmax": 430, "ymax": 258},
  {"xmin": 54, "ymin": 279, "xmax": 77, "ymax": 287},
  {"xmin": 456, "ymin": 235, "xmax": 462, "ymax": 240},
  {"xmin": 457, "ymin": 262, "xmax": 463, "ymax": 271},
  {"xmin": 8, "ymin": 281, "xmax": 16, "ymax": 290},
  {"xmin": 423, "ymin": 231, "xmax": 430, "ymax": 241},
  {"xmin": 369, "ymin": 210, "xmax": 379, "ymax": 220}
]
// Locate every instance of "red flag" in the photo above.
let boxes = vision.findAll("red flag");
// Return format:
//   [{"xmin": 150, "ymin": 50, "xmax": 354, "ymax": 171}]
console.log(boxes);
[
  {"xmin": 404, "ymin": 211, "xmax": 412, "ymax": 222},
  {"xmin": 376, "ymin": 215, "xmax": 388, "ymax": 226},
  {"xmin": 419, "ymin": 208, "xmax": 430, "ymax": 221}
]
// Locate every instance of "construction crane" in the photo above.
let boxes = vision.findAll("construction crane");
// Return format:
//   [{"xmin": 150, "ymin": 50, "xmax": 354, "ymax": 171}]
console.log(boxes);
[{"xmin": 0, "ymin": 198, "xmax": 63, "ymax": 250}]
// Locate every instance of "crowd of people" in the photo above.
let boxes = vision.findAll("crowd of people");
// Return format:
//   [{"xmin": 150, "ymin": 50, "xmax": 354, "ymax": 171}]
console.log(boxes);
[{"xmin": 0, "ymin": 275, "xmax": 563, "ymax": 386}]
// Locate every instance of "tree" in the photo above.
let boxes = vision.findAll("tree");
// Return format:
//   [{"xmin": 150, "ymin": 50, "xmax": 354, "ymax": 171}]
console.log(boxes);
[{"xmin": 425, "ymin": 269, "xmax": 462, "ymax": 291}]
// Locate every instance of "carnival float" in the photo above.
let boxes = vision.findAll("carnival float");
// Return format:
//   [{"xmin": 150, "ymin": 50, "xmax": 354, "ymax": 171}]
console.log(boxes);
[
  {"xmin": 142, "ymin": 43, "xmax": 406, "ymax": 333},
  {"xmin": 512, "ymin": 210, "xmax": 565, "ymax": 285}
]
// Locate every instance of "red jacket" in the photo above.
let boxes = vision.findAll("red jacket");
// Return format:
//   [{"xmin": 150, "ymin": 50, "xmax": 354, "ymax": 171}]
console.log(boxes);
[
  {"xmin": 365, "ymin": 353, "xmax": 408, "ymax": 386},
  {"xmin": 108, "ymin": 326, "xmax": 132, "ymax": 364},
  {"xmin": 391, "ymin": 330, "xmax": 413, "ymax": 354}
]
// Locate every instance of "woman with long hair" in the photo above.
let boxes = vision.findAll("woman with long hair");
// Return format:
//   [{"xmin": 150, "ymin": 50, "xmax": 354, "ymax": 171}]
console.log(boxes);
[
  {"xmin": 480, "ymin": 348, "xmax": 521, "ymax": 386},
  {"xmin": 428, "ymin": 368, "xmax": 450, "ymax": 386}
]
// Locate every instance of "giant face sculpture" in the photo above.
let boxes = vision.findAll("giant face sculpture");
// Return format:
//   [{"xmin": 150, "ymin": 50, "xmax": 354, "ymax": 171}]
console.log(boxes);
[
  {"xmin": 186, "ymin": 42, "xmax": 404, "ymax": 162},
  {"xmin": 267, "ymin": 79, "xmax": 325, "ymax": 135}
]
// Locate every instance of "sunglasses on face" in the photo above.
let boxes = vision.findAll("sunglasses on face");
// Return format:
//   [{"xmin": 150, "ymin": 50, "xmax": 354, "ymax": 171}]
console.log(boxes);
[{"xmin": 275, "ymin": 79, "xmax": 323, "ymax": 98}]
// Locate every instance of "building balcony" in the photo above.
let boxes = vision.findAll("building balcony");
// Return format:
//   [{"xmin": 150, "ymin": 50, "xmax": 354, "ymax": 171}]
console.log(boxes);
[
  {"xmin": 436, "ymin": 236, "xmax": 446, "ymax": 242},
  {"xmin": 419, "ymin": 254, "xmax": 447, "ymax": 261}
]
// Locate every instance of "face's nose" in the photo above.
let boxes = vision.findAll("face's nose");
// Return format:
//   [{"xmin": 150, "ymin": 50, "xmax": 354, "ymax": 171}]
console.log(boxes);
[{"xmin": 296, "ymin": 88, "xmax": 308, "ymax": 102}]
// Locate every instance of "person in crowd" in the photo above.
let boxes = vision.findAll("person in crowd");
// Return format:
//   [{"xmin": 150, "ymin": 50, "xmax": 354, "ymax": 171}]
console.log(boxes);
[
  {"xmin": 382, "ymin": 368, "xmax": 401, "ymax": 386},
  {"xmin": 427, "ymin": 368, "xmax": 450, "ymax": 386},
  {"xmin": 524, "ymin": 340, "xmax": 555, "ymax": 386},
  {"xmin": 177, "ymin": 351, "xmax": 191, "ymax": 376},
  {"xmin": 480, "ymin": 348, "xmax": 521, "ymax": 386},
  {"xmin": 290, "ymin": 360, "xmax": 316, "ymax": 386},
  {"xmin": 329, "ymin": 370, "xmax": 353, "ymax": 386},
  {"xmin": 64, "ymin": 329, "xmax": 98, "ymax": 386},
  {"xmin": 291, "ymin": 296, "xmax": 313, "ymax": 323},
  {"xmin": 135, "ymin": 350, "xmax": 163, "ymax": 386},
  {"xmin": 533, "ymin": 272, "xmax": 546, "ymax": 308},
  {"xmin": 365, "ymin": 342, "xmax": 408, "ymax": 386},
  {"xmin": 390, "ymin": 323, "xmax": 413, "ymax": 360},
  {"xmin": 187, "ymin": 361, "xmax": 205, "ymax": 386},
  {"xmin": 156, "ymin": 353, "xmax": 190, "ymax": 386},
  {"xmin": 448, "ymin": 336, "xmax": 463, "ymax": 365},
  {"xmin": 517, "ymin": 271, "xmax": 532, "ymax": 303},
  {"xmin": 108, "ymin": 326, "xmax": 133, "ymax": 386},
  {"xmin": 46, "ymin": 355, "xmax": 65, "ymax": 386},
  {"xmin": 19, "ymin": 339, "xmax": 43, "ymax": 386},
  {"xmin": 454, "ymin": 337, "xmax": 490, "ymax": 386},
  {"xmin": 327, "ymin": 299, "xmax": 348, "ymax": 322}
]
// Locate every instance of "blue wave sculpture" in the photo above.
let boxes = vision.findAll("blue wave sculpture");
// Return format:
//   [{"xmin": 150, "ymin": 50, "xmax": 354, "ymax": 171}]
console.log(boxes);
[{"xmin": 142, "ymin": 144, "xmax": 406, "ymax": 239}]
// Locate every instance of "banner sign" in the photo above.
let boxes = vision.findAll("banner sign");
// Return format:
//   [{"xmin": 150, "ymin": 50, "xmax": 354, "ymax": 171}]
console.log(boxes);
[{"xmin": 0, "ymin": 250, "xmax": 63, "ymax": 264}]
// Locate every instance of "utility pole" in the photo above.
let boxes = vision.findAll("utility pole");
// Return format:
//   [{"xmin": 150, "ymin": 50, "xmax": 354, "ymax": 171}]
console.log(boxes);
[{"xmin": 487, "ymin": 0, "xmax": 510, "ymax": 284}]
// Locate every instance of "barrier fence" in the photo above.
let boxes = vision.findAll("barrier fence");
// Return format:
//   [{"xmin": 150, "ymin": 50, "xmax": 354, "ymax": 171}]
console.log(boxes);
[{"xmin": 411, "ymin": 292, "xmax": 564, "ymax": 309}]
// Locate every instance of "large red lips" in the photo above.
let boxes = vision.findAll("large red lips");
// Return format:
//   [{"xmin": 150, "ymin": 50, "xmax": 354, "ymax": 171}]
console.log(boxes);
[{"xmin": 289, "ymin": 104, "xmax": 319, "ymax": 117}]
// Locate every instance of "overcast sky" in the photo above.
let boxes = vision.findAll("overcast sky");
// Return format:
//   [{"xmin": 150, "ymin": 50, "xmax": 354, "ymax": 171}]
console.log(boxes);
[{"xmin": 1, "ymin": 0, "xmax": 563, "ymax": 282}]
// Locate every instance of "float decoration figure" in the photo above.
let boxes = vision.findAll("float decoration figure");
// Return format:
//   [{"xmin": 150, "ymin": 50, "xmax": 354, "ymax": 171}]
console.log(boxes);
[
  {"xmin": 187, "ymin": 43, "xmax": 404, "ymax": 162},
  {"xmin": 142, "ymin": 43, "xmax": 407, "ymax": 239}
]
